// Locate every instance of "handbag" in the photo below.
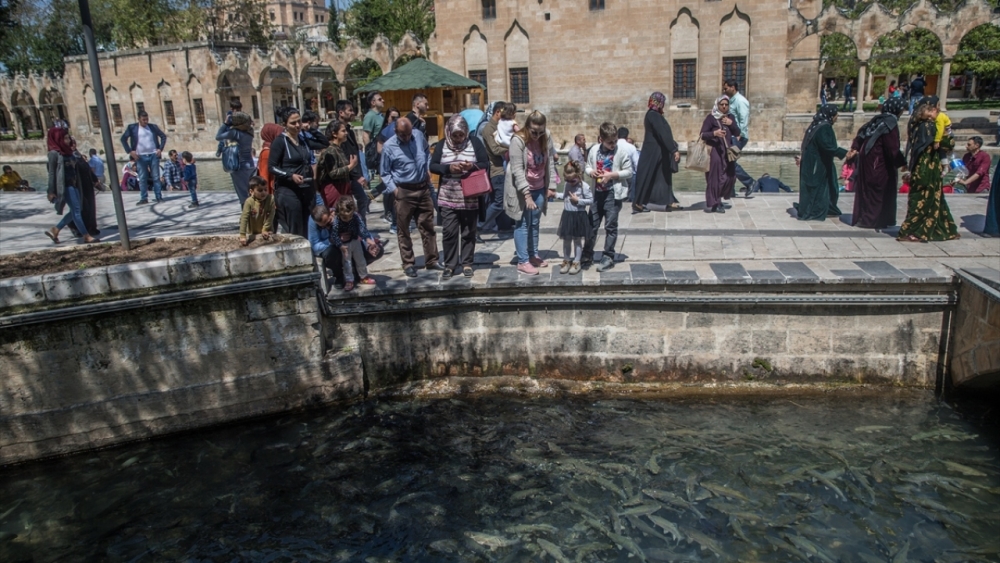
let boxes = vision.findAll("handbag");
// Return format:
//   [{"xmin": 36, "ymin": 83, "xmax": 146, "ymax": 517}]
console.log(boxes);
[
  {"xmin": 685, "ymin": 139, "xmax": 711, "ymax": 173},
  {"xmin": 460, "ymin": 167, "xmax": 491, "ymax": 198},
  {"xmin": 221, "ymin": 139, "xmax": 241, "ymax": 173},
  {"xmin": 727, "ymin": 145, "xmax": 742, "ymax": 162}
]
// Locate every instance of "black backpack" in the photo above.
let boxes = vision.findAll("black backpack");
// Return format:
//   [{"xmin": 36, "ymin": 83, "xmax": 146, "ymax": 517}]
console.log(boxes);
[{"xmin": 364, "ymin": 138, "xmax": 380, "ymax": 174}]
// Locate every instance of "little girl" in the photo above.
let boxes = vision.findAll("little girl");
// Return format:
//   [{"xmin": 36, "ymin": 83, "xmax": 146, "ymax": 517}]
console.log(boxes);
[
  {"xmin": 332, "ymin": 196, "xmax": 378, "ymax": 291},
  {"xmin": 493, "ymin": 102, "xmax": 519, "ymax": 148},
  {"xmin": 557, "ymin": 161, "xmax": 592, "ymax": 275}
]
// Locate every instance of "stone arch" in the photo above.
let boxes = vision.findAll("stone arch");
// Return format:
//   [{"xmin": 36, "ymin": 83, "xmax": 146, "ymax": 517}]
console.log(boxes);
[
  {"xmin": 157, "ymin": 80, "xmax": 178, "ymax": 128},
  {"xmin": 129, "ymin": 83, "xmax": 147, "ymax": 123},
  {"xmin": 719, "ymin": 7, "xmax": 751, "ymax": 97},
  {"xmin": 10, "ymin": 90, "xmax": 41, "ymax": 137},
  {"xmin": 344, "ymin": 58, "xmax": 383, "ymax": 106},
  {"xmin": 949, "ymin": 23, "xmax": 1000, "ymax": 99},
  {"xmin": 38, "ymin": 88, "xmax": 66, "ymax": 130},
  {"xmin": 218, "ymin": 69, "xmax": 257, "ymax": 120},
  {"xmin": 392, "ymin": 33, "xmax": 425, "ymax": 70},
  {"xmin": 187, "ymin": 75, "xmax": 209, "ymax": 127},
  {"xmin": 105, "ymin": 85, "xmax": 124, "ymax": 130},
  {"xmin": 465, "ymin": 26, "xmax": 489, "ymax": 105},
  {"xmin": 392, "ymin": 53, "xmax": 424, "ymax": 70},
  {"xmin": 299, "ymin": 63, "xmax": 341, "ymax": 118},
  {"xmin": 260, "ymin": 66, "xmax": 296, "ymax": 123},
  {"xmin": 504, "ymin": 21, "xmax": 530, "ymax": 104},
  {"xmin": 0, "ymin": 101, "xmax": 14, "ymax": 137},
  {"xmin": 869, "ymin": 28, "xmax": 943, "ymax": 79},
  {"xmin": 82, "ymin": 86, "xmax": 97, "ymax": 130},
  {"xmin": 670, "ymin": 9, "xmax": 700, "ymax": 102}
]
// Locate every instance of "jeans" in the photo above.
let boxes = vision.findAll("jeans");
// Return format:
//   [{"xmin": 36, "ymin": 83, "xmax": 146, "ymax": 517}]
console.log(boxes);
[
  {"xmin": 479, "ymin": 174, "xmax": 509, "ymax": 231},
  {"xmin": 351, "ymin": 179, "xmax": 370, "ymax": 220},
  {"xmin": 136, "ymin": 153, "xmax": 162, "ymax": 201},
  {"xmin": 56, "ymin": 185, "xmax": 88, "ymax": 236},
  {"xmin": 842, "ymin": 97, "xmax": 854, "ymax": 112},
  {"xmin": 583, "ymin": 191, "xmax": 621, "ymax": 262},
  {"xmin": 188, "ymin": 180, "xmax": 199, "ymax": 204},
  {"xmin": 513, "ymin": 189, "xmax": 545, "ymax": 264}
]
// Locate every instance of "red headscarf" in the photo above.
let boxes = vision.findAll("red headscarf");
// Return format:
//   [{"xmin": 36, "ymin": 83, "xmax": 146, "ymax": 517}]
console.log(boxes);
[
  {"xmin": 46, "ymin": 127, "xmax": 73, "ymax": 156},
  {"xmin": 260, "ymin": 123, "xmax": 283, "ymax": 150}
]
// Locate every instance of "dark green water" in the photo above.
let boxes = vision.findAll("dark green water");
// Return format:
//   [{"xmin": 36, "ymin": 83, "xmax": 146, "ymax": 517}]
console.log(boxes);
[{"xmin": 1, "ymin": 392, "xmax": 998, "ymax": 562}]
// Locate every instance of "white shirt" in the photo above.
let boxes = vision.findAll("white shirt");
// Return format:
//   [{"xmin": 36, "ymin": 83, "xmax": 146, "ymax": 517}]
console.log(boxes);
[
  {"xmin": 136, "ymin": 125, "xmax": 156, "ymax": 155},
  {"xmin": 617, "ymin": 139, "xmax": 639, "ymax": 177}
]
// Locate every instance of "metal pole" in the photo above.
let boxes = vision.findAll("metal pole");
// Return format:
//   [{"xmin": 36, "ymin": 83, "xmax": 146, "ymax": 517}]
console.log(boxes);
[{"xmin": 78, "ymin": 0, "xmax": 130, "ymax": 250}]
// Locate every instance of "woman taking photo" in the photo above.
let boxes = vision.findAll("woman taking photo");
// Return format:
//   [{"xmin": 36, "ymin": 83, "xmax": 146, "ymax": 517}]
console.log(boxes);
[
  {"xmin": 633, "ymin": 92, "xmax": 680, "ymax": 213},
  {"xmin": 268, "ymin": 107, "xmax": 316, "ymax": 237},
  {"xmin": 700, "ymin": 95, "xmax": 741, "ymax": 214},
  {"xmin": 215, "ymin": 111, "xmax": 255, "ymax": 208},
  {"xmin": 429, "ymin": 115, "xmax": 489, "ymax": 278},
  {"xmin": 316, "ymin": 121, "xmax": 358, "ymax": 209},
  {"xmin": 849, "ymin": 97, "xmax": 907, "ymax": 230},
  {"xmin": 794, "ymin": 105, "xmax": 847, "ymax": 221},
  {"xmin": 503, "ymin": 111, "xmax": 558, "ymax": 276},
  {"xmin": 897, "ymin": 99, "xmax": 960, "ymax": 242}
]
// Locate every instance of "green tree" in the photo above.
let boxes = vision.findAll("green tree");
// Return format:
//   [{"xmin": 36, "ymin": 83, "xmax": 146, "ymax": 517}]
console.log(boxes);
[
  {"xmin": 345, "ymin": 0, "xmax": 434, "ymax": 46},
  {"xmin": 345, "ymin": 58, "xmax": 382, "ymax": 95},
  {"xmin": 869, "ymin": 29, "xmax": 943, "ymax": 77},
  {"xmin": 819, "ymin": 33, "xmax": 859, "ymax": 80},
  {"xmin": 327, "ymin": 3, "xmax": 343, "ymax": 48},
  {"xmin": 953, "ymin": 24, "xmax": 1000, "ymax": 81}
]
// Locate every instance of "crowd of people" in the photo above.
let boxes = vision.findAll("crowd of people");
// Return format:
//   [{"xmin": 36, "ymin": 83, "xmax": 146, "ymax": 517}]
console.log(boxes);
[{"xmin": 28, "ymin": 79, "xmax": 1000, "ymax": 270}]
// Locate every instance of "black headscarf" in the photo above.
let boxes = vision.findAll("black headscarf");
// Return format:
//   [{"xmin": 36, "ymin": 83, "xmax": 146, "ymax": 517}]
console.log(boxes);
[
  {"xmin": 905, "ymin": 102, "xmax": 937, "ymax": 172},
  {"xmin": 801, "ymin": 104, "xmax": 838, "ymax": 153},
  {"xmin": 856, "ymin": 97, "xmax": 906, "ymax": 155}
]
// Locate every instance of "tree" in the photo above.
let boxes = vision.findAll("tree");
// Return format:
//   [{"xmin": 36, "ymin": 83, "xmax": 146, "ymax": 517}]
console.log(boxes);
[
  {"xmin": 327, "ymin": 2, "xmax": 343, "ymax": 48},
  {"xmin": 205, "ymin": 0, "xmax": 272, "ymax": 49},
  {"xmin": 345, "ymin": 0, "xmax": 434, "ymax": 46},
  {"xmin": 819, "ymin": 33, "xmax": 859, "ymax": 80},
  {"xmin": 953, "ymin": 24, "xmax": 1000, "ymax": 81},
  {"xmin": 869, "ymin": 29, "xmax": 943, "ymax": 77}
]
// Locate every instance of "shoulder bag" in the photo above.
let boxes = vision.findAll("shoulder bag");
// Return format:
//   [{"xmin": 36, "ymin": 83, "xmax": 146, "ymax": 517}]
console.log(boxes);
[{"xmin": 461, "ymin": 166, "xmax": 491, "ymax": 198}]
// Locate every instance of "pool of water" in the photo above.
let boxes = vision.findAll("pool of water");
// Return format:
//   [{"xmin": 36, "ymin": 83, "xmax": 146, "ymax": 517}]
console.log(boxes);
[{"xmin": 2, "ymin": 391, "xmax": 997, "ymax": 562}]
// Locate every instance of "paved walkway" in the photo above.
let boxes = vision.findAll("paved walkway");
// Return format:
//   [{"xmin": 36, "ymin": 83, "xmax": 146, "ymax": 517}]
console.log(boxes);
[{"xmin": 2, "ymin": 190, "xmax": 997, "ymax": 290}]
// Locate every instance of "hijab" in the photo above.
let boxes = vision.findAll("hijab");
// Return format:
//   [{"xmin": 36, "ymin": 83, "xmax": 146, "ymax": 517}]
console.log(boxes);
[
  {"xmin": 230, "ymin": 112, "xmax": 253, "ymax": 134},
  {"xmin": 801, "ymin": 104, "xmax": 839, "ymax": 153},
  {"xmin": 445, "ymin": 114, "xmax": 470, "ymax": 153},
  {"xmin": 711, "ymin": 95, "xmax": 730, "ymax": 120},
  {"xmin": 260, "ymin": 123, "xmax": 283, "ymax": 150},
  {"xmin": 856, "ymin": 97, "xmax": 905, "ymax": 155},
  {"xmin": 648, "ymin": 92, "xmax": 667, "ymax": 114},
  {"xmin": 906, "ymin": 102, "xmax": 937, "ymax": 171},
  {"xmin": 46, "ymin": 127, "xmax": 73, "ymax": 156}
]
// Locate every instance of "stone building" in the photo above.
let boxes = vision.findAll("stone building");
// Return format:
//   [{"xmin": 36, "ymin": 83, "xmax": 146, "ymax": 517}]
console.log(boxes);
[
  {"xmin": 267, "ymin": 0, "xmax": 329, "ymax": 35},
  {"xmin": 431, "ymin": 0, "xmax": 999, "ymax": 145}
]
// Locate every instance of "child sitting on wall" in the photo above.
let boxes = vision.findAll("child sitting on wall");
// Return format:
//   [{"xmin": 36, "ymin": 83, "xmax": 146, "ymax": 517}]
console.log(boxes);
[{"xmin": 239, "ymin": 176, "xmax": 275, "ymax": 246}]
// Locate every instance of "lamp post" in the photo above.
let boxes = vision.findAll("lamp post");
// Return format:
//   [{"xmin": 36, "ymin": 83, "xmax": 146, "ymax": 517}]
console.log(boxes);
[{"xmin": 78, "ymin": 0, "xmax": 130, "ymax": 250}]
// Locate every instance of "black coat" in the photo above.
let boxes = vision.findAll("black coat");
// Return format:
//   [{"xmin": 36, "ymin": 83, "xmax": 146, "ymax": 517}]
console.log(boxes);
[{"xmin": 634, "ymin": 109, "xmax": 677, "ymax": 207}]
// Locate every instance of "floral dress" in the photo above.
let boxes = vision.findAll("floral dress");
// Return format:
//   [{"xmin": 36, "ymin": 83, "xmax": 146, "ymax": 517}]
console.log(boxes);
[{"xmin": 897, "ymin": 125, "xmax": 960, "ymax": 242}]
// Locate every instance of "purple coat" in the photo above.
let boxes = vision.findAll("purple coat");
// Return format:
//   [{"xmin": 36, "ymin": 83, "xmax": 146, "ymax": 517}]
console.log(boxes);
[{"xmin": 700, "ymin": 112, "xmax": 741, "ymax": 208}]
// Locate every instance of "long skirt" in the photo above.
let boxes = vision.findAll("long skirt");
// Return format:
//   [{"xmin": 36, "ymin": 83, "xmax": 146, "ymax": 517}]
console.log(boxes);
[{"xmin": 897, "ymin": 149, "xmax": 959, "ymax": 242}]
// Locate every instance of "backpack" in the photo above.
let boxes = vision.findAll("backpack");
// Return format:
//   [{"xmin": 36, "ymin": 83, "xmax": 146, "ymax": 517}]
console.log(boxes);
[
  {"xmin": 364, "ymin": 138, "xmax": 380, "ymax": 174},
  {"xmin": 221, "ymin": 139, "xmax": 241, "ymax": 173}
]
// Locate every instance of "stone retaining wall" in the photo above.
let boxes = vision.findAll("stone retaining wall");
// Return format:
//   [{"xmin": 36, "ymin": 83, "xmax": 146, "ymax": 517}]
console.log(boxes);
[{"xmin": 951, "ymin": 270, "xmax": 1000, "ymax": 388}]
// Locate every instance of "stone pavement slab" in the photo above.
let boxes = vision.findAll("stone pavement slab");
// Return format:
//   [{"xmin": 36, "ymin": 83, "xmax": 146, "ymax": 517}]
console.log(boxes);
[{"xmin": 2, "ymin": 191, "xmax": 997, "ymax": 298}]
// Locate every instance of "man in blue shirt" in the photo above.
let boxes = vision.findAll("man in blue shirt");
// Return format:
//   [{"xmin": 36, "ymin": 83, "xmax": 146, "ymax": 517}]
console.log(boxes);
[
  {"xmin": 88, "ymin": 149, "xmax": 106, "ymax": 191},
  {"xmin": 380, "ymin": 118, "xmax": 442, "ymax": 277}
]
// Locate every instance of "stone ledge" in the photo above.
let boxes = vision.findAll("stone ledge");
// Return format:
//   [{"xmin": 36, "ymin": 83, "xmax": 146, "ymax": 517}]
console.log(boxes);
[{"xmin": 0, "ymin": 237, "xmax": 313, "ymax": 314}]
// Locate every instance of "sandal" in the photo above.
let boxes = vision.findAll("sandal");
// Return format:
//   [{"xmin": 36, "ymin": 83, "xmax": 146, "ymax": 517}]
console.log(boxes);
[
  {"xmin": 45, "ymin": 228, "xmax": 59, "ymax": 244},
  {"xmin": 359, "ymin": 277, "xmax": 376, "ymax": 285},
  {"xmin": 344, "ymin": 281, "xmax": 355, "ymax": 291}
]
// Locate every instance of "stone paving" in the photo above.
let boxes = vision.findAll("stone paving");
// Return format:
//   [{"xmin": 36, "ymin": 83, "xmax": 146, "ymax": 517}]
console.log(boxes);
[{"xmin": 1, "ymin": 190, "xmax": 997, "ymax": 295}]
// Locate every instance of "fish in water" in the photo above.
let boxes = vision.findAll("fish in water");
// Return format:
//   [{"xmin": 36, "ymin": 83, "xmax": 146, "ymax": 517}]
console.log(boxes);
[
  {"xmin": 646, "ymin": 455, "xmax": 661, "ymax": 475},
  {"xmin": 536, "ymin": 538, "xmax": 571, "ymax": 563},
  {"xmin": 701, "ymin": 482, "xmax": 751, "ymax": 503},
  {"xmin": 646, "ymin": 514, "xmax": 682, "ymax": 542},
  {"xmin": 680, "ymin": 526, "xmax": 726, "ymax": 558},
  {"xmin": 606, "ymin": 530, "xmax": 648, "ymax": 562},
  {"xmin": 464, "ymin": 531, "xmax": 519, "ymax": 550},
  {"xmin": 941, "ymin": 460, "xmax": 987, "ymax": 477},
  {"xmin": 807, "ymin": 469, "xmax": 847, "ymax": 501}
]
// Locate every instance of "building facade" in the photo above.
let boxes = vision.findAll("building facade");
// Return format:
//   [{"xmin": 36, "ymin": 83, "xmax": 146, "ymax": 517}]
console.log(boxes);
[
  {"xmin": 430, "ymin": 0, "xmax": 999, "ymax": 146},
  {"xmin": 267, "ymin": 0, "xmax": 329, "ymax": 35}
]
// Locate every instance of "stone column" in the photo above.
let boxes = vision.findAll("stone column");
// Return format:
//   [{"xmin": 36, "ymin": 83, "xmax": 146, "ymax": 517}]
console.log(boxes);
[
  {"xmin": 295, "ymin": 84, "xmax": 305, "ymax": 113},
  {"xmin": 340, "ymin": 85, "xmax": 347, "ymax": 100},
  {"xmin": 938, "ymin": 60, "xmax": 951, "ymax": 111},
  {"xmin": 855, "ymin": 63, "xmax": 867, "ymax": 114}
]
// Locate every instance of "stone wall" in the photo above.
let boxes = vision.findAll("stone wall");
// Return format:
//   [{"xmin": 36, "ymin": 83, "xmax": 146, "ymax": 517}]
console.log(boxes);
[
  {"xmin": 951, "ymin": 270, "xmax": 1000, "ymax": 388},
  {"xmin": 337, "ymin": 301, "xmax": 948, "ymax": 392}
]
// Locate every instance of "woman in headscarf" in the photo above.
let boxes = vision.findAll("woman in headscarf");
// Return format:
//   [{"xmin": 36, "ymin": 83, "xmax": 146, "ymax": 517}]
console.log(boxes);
[
  {"xmin": 215, "ymin": 111, "xmax": 256, "ymax": 207},
  {"xmin": 700, "ymin": 95, "xmax": 741, "ymax": 213},
  {"xmin": 45, "ymin": 127, "xmax": 98, "ymax": 244},
  {"xmin": 316, "ymin": 121, "xmax": 357, "ymax": 209},
  {"xmin": 794, "ymin": 104, "xmax": 847, "ymax": 221},
  {"xmin": 430, "ymin": 115, "xmax": 489, "ymax": 278},
  {"xmin": 896, "ymin": 100, "xmax": 960, "ymax": 242},
  {"xmin": 849, "ymin": 97, "xmax": 907, "ymax": 230},
  {"xmin": 633, "ymin": 92, "xmax": 680, "ymax": 213},
  {"xmin": 257, "ymin": 122, "xmax": 283, "ymax": 193},
  {"xmin": 983, "ymin": 159, "xmax": 999, "ymax": 237}
]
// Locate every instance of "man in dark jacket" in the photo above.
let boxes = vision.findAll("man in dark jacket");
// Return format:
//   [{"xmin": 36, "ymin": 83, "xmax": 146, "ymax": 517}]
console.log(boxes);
[{"xmin": 120, "ymin": 110, "xmax": 167, "ymax": 204}]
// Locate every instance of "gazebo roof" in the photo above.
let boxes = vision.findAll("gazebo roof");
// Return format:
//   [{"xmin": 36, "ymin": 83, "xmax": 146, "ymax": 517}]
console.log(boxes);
[{"xmin": 355, "ymin": 58, "xmax": 484, "ymax": 93}]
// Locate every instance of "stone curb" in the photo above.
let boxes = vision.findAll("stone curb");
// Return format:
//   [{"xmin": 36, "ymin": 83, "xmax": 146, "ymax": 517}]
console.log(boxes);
[{"xmin": 0, "ymin": 236, "xmax": 313, "ymax": 313}]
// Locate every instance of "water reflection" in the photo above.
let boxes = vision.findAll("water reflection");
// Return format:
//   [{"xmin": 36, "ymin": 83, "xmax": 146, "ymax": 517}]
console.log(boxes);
[{"xmin": 1, "ymin": 392, "xmax": 998, "ymax": 561}]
